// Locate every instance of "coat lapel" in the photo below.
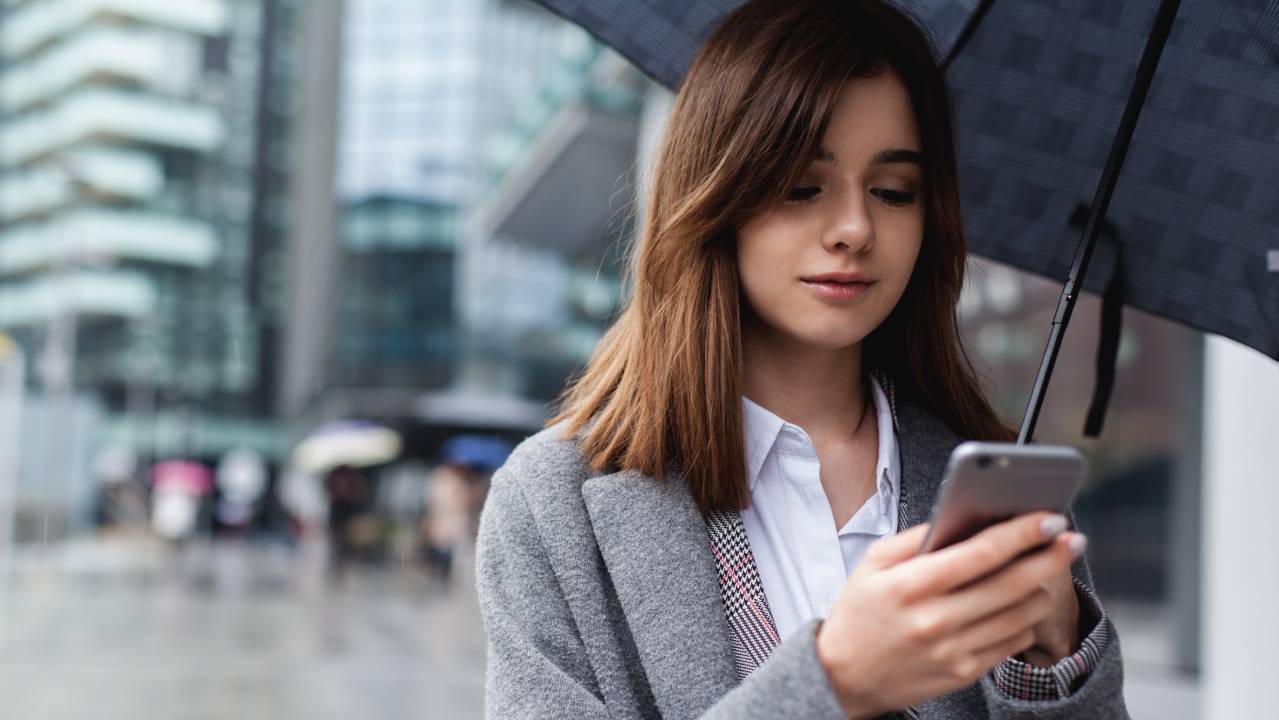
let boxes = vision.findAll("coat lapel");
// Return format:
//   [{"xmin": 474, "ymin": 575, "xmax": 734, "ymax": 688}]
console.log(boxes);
[
  {"xmin": 581, "ymin": 468, "xmax": 738, "ymax": 720},
  {"xmin": 893, "ymin": 389, "xmax": 965, "ymax": 532},
  {"xmin": 705, "ymin": 507, "xmax": 780, "ymax": 681}
]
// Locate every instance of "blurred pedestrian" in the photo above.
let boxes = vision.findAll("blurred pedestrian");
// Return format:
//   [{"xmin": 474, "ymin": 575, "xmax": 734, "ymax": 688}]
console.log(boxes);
[
  {"xmin": 421, "ymin": 462, "xmax": 472, "ymax": 583},
  {"xmin": 323, "ymin": 464, "xmax": 371, "ymax": 583},
  {"xmin": 150, "ymin": 459, "xmax": 213, "ymax": 546}
]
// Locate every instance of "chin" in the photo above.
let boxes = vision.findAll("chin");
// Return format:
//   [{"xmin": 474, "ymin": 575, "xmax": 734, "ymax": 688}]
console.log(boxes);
[{"xmin": 789, "ymin": 324, "xmax": 875, "ymax": 352}]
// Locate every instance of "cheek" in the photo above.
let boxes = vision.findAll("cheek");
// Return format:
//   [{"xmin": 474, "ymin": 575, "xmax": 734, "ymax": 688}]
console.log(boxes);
[
  {"xmin": 886, "ymin": 232, "xmax": 924, "ymax": 293},
  {"xmin": 734, "ymin": 225, "xmax": 789, "ymax": 311},
  {"xmin": 736, "ymin": 249, "xmax": 779, "ymax": 320}
]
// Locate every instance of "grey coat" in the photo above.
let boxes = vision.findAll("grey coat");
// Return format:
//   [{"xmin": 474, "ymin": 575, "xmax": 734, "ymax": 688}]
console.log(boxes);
[{"xmin": 475, "ymin": 393, "xmax": 1129, "ymax": 719}]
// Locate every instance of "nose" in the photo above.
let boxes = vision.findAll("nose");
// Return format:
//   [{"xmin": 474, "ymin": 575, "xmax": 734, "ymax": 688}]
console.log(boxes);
[{"xmin": 822, "ymin": 196, "xmax": 874, "ymax": 255}]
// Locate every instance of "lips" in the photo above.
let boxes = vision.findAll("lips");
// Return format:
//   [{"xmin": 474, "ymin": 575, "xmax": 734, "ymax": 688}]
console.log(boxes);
[
  {"xmin": 800, "ymin": 272, "xmax": 875, "ymax": 301},
  {"xmin": 800, "ymin": 271, "xmax": 874, "ymax": 284}
]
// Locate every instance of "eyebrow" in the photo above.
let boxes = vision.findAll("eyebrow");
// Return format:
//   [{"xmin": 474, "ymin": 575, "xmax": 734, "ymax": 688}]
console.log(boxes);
[{"xmin": 812, "ymin": 147, "xmax": 925, "ymax": 166}]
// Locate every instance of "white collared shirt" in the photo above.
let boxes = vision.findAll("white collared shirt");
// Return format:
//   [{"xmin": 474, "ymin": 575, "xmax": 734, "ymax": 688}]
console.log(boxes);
[{"xmin": 739, "ymin": 375, "xmax": 901, "ymax": 641}]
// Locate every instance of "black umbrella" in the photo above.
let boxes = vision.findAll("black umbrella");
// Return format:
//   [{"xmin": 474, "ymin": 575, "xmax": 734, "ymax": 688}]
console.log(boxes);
[{"xmin": 532, "ymin": 0, "xmax": 1279, "ymax": 442}]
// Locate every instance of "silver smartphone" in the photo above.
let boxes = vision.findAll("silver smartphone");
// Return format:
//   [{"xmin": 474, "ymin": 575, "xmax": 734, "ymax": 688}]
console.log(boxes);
[{"xmin": 918, "ymin": 441, "xmax": 1087, "ymax": 554}]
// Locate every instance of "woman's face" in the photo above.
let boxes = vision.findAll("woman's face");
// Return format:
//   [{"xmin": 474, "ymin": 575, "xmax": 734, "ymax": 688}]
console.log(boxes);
[{"xmin": 736, "ymin": 71, "xmax": 925, "ymax": 353}]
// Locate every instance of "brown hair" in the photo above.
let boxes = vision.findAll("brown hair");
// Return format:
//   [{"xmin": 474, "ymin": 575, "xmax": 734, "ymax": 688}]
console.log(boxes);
[{"xmin": 550, "ymin": 0, "xmax": 1013, "ymax": 512}]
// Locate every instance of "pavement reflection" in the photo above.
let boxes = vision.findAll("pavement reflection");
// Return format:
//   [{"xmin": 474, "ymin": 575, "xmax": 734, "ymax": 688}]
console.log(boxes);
[{"xmin": 0, "ymin": 537, "xmax": 485, "ymax": 720}]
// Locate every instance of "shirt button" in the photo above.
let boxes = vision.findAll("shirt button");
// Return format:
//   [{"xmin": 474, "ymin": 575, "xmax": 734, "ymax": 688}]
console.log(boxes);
[{"xmin": 821, "ymin": 595, "xmax": 837, "ymax": 616}]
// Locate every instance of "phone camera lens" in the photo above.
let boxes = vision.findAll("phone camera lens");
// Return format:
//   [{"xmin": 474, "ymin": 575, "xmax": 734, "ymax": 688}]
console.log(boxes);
[{"xmin": 976, "ymin": 455, "xmax": 992, "ymax": 469}]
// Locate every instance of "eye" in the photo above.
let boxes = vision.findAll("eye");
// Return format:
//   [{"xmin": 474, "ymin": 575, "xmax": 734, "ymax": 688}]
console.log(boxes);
[
  {"xmin": 786, "ymin": 186, "xmax": 821, "ymax": 203},
  {"xmin": 871, "ymin": 188, "xmax": 918, "ymax": 207}
]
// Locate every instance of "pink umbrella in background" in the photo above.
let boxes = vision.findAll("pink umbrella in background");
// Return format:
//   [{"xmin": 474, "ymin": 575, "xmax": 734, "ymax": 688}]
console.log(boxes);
[
  {"xmin": 150, "ymin": 460, "xmax": 214, "ymax": 495},
  {"xmin": 149, "ymin": 460, "xmax": 213, "ymax": 541}
]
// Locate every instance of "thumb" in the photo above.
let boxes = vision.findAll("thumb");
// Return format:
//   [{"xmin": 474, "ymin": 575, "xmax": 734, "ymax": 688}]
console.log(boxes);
[{"xmin": 860, "ymin": 523, "xmax": 930, "ymax": 570}]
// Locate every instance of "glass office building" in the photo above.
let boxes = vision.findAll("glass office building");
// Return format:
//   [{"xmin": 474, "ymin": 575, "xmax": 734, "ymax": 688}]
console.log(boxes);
[
  {"xmin": 462, "ymin": 35, "xmax": 647, "ymax": 402},
  {"xmin": 0, "ymin": 0, "xmax": 297, "ymax": 531},
  {"xmin": 282, "ymin": 0, "xmax": 564, "ymax": 433}
]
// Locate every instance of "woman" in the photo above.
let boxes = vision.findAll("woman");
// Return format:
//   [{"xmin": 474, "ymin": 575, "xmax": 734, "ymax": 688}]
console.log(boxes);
[{"xmin": 476, "ymin": 0, "xmax": 1127, "ymax": 717}]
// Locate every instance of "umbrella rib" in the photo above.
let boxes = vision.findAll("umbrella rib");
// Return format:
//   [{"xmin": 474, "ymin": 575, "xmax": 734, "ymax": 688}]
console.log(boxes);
[{"xmin": 942, "ymin": 0, "xmax": 998, "ymax": 71}]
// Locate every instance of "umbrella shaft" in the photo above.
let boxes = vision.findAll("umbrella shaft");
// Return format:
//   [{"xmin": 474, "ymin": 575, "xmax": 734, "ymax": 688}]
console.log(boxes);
[
  {"xmin": 1019, "ymin": 322, "xmax": 1066, "ymax": 445},
  {"xmin": 1018, "ymin": 0, "xmax": 1181, "ymax": 444}
]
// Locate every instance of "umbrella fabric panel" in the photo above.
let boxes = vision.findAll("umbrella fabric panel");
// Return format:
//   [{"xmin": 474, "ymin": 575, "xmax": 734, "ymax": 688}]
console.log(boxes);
[
  {"xmin": 534, "ymin": 0, "xmax": 981, "ymax": 88},
  {"xmin": 948, "ymin": 0, "xmax": 1279, "ymax": 358},
  {"xmin": 535, "ymin": 0, "xmax": 740, "ymax": 88}
]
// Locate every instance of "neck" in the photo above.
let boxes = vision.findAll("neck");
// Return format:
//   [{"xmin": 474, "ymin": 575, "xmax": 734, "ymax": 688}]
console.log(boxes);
[{"xmin": 741, "ymin": 318, "xmax": 869, "ymax": 442}]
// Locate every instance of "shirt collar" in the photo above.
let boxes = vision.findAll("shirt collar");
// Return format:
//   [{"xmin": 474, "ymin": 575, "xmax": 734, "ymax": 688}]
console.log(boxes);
[
  {"xmin": 741, "ymin": 375, "xmax": 901, "ymax": 497},
  {"xmin": 741, "ymin": 394, "xmax": 787, "ymax": 491},
  {"xmin": 869, "ymin": 374, "xmax": 901, "ymax": 513}
]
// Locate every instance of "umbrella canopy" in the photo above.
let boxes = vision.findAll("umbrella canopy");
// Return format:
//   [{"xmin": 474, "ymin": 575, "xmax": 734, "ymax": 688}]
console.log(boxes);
[
  {"xmin": 441, "ymin": 434, "xmax": 514, "ymax": 471},
  {"xmin": 150, "ymin": 459, "xmax": 214, "ymax": 496},
  {"xmin": 535, "ymin": 1, "xmax": 980, "ymax": 90},
  {"xmin": 532, "ymin": 0, "xmax": 1279, "ymax": 436},
  {"xmin": 292, "ymin": 420, "xmax": 402, "ymax": 474}
]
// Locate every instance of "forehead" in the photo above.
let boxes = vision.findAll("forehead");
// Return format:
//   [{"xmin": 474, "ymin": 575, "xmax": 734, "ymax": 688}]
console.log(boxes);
[{"xmin": 815, "ymin": 72, "xmax": 922, "ymax": 166}]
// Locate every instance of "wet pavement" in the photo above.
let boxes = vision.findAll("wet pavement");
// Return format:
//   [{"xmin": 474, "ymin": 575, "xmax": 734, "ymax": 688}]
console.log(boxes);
[
  {"xmin": 0, "ymin": 537, "xmax": 486, "ymax": 720},
  {"xmin": 0, "ymin": 536, "xmax": 1198, "ymax": 719}
]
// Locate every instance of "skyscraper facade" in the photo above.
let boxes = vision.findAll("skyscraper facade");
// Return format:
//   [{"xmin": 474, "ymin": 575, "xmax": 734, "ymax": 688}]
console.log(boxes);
[
  {"xmin": 462, "ymin": 36, "xmax": 648, "ymax": 403},
  {"xmin": 0, "ymin": 0, "xmax": 296, "ymax": 460},
  {"xmin": 282, "ymin": 0, "xmax": 564, "ymax": 431}
]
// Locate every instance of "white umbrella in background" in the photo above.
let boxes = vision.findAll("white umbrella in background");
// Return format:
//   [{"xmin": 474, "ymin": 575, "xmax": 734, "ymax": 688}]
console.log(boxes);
[{"xmin": 291, "ymin": 420, "xmax": 401, "ymax": 474}]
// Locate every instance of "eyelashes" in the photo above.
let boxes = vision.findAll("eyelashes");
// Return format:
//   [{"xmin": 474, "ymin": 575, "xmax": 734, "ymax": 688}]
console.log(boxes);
[
  {"xmin": 872, "ymin": 188, "xmax": 918, "ymax": 206},
  {"xmin": 785, "ymin": 187, "xmax": 918, "ymax": 206},
  {"xmin": 787, "ymin": 187, "xmax": 822, "ymax": 202}
]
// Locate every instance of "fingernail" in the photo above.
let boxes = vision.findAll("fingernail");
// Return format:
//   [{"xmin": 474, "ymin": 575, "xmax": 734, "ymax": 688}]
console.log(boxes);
[
  {"xmin": 1068, "ymin": 534, "xmax": 1088, "ymax": 559},
  {"xmin": 1040, "ymin": 514, "xmax": 1068, "ymax": 538}
]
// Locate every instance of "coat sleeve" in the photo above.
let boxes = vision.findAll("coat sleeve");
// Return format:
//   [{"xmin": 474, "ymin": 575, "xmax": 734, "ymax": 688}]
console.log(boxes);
[
  {"xmin": 475, "ymin": 470, "xmax": 849, "ymax": 720},
  {"xmin": 979, "ymin": 552, "xmax": 1131, "ymax": 719}
]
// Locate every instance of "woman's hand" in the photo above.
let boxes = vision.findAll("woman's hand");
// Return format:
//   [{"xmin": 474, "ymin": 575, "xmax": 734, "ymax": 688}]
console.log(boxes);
[
  {"xmin": 1022, "ymin": 562, "xmax": 1081, "ymax": 667},
  {"xmin": 814, "ymin": 512, "xmax": 1086, "ymax": 719}
]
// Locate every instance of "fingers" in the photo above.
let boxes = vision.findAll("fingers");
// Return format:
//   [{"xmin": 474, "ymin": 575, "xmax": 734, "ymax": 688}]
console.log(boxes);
[
  {"xmin": 859, "ymin": 523, "xmax": 932, "ymax": 571},
  {"xmin": 943, "ymin": 608, "xmax": 1045, "ymax": 686},
  {"xmin": 919, "ymin": 616, "xmax": 1039, "ymax": 691},
  {"xmin": 892, "ymin": 512, "xmax": 1072, "ymax": 599},
  {"xmin": 948, "ymin": 584, "xmax": 1055, "ymax": 656},
  {"xmin": 928, "ymin": 532, "xmax": 1078, "ymax": 628}
]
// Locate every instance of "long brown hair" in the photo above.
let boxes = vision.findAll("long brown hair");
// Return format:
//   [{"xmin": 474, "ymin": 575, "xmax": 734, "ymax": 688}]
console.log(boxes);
[{"xmin": 550, "ymin": 0, "xmax": 1013, "ymax": 513}]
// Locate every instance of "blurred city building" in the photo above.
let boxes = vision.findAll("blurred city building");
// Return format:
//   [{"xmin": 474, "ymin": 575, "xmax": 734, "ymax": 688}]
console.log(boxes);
[
  {"xmin": 282, "ymin": 0, "xmax": 635, "ymax": 454},
  {"xmin": 0, "ymin": 0, "xmax": 298, "ymax": 536},
  {"xmin": 460, "ymin": 33, "xmax": 647, "ymax": 406}
]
